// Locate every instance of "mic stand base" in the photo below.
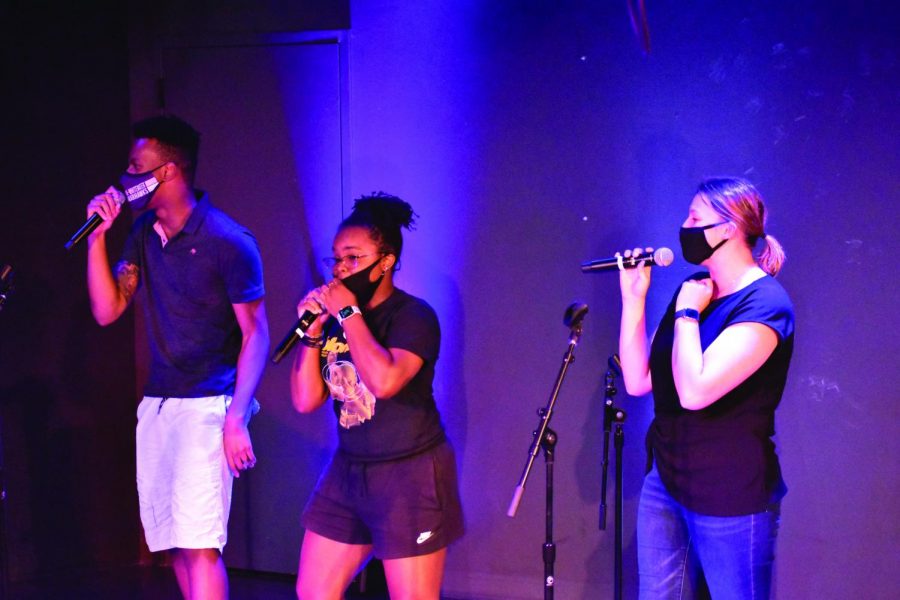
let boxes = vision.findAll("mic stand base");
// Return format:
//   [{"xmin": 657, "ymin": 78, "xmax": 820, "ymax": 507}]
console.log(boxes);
[
  {"xmin": 614, "ymin": 421, "xmax": 625, "ymax": 600},
  {"xmin": 542, "ymin": 428, "xmax": 557, "ymax": 600}
]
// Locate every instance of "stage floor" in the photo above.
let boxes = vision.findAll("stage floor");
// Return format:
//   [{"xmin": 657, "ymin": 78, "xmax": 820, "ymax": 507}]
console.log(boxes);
[{"xmin": 7, "ymin": 565, "xmax": 390, "ymax": 599}]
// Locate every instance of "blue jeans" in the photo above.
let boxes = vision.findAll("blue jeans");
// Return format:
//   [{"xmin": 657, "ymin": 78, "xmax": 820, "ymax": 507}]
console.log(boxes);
[{"xmin": 637, "ymin": 465, "xmax": 780, "ymax": 600}]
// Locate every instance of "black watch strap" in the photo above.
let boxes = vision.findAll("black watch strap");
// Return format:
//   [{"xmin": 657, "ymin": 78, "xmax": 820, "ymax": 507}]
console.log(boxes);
[{"xmin": 674, "ymin": 308, "xmax": 700, "ymax": 322}]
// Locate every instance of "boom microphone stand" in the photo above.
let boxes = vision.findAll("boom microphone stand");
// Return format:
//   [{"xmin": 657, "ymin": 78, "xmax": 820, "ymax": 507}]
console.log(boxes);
[
  {"xmin": 597, "ymin": 354, "xmax": 626, "ymax": 600},
  {"xmin": 507, "ymin": 302, "xmax": 588, "ymax": 600}
]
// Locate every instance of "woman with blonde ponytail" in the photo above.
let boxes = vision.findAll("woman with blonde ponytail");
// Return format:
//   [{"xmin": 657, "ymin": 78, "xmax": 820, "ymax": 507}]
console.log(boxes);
[{"xmin": 617, "ymin": 178, "xmax": 795, "ymax": 599}]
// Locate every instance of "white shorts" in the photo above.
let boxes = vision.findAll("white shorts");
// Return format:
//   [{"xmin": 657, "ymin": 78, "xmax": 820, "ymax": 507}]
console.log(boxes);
[{"xmin": 135, "ymin": 394, "xmax": 258, "ymax": 553}]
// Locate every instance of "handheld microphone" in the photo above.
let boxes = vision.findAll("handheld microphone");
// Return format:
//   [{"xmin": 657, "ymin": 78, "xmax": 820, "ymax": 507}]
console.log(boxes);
[
  {"xmin": 564, "ymin": 302, "xmax": 588, "ymax": 329},
  {"xmin": 580, "ymin": 247, "xmax": 674, "ymax": 273},
  {"xmin": 271, "ymin": 310, "xmax": 321, "ymax": 364},
  {"xmin": 564, "ymin": 301, "xmax": 588, "ymax": 345},
  {"xmin": 65, "ymin": 192, "xmax": 125, "ymax": 251},
  {"xmin": 0, "ymin": 264, "xmax": 13, "ymax": 311}
]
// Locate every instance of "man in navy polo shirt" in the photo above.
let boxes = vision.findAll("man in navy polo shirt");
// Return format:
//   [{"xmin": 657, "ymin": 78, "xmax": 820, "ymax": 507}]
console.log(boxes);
[{"xmin": 85, "ymin": 115, "xmax": 269, "ymax": 599}]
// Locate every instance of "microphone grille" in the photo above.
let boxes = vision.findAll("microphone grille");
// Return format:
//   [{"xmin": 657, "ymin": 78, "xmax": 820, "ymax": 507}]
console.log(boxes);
[{"xmin": 653, "ymin": 247, "xmax": 675, "ymax": 267}]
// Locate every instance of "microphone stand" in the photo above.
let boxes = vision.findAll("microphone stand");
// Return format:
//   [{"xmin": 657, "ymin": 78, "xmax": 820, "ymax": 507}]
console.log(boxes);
[
  {"xmin": 0, "ymin": 404, "xmax": 6, "ymax": 600},
  {"xmin": 507, "ymin": 302, "xmax": 587, "ymax": 600},
  {"xmin": 0, "ymin": 265, "xmax": 13, "ymax": 600},
  {"xmin": 597, "ymin": 355, "xmax": 626, "ymax": 600}
]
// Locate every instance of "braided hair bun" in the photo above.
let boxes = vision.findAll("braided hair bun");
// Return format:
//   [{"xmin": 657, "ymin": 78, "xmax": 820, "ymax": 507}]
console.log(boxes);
[{"xmin": 340, "ymin": 192, "xmax": 418, "ymax": 259}]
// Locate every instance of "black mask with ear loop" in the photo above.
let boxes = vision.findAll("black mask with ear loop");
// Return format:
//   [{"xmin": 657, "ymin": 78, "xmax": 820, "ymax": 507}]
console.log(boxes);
[
  {"xmin": 118, "ymin": 163, "xmax": 168, "ymax": 210},
  {"xmin": 679, "ymin": 221, "xmax": 729, "ymax": 265},
  {"xmin": 339, "ymin": 256, "xmax": 386, "ymax": 308}
]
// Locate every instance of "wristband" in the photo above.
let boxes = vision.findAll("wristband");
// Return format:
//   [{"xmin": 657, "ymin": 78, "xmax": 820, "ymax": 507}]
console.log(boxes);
[
  {"xmin": 337, "ymin": 305, "xmax": 361, "ymax": 325},
  {"xmin": 674, "ymin": 308, "xmax": 700, "ymax": 322},
  {"xmin": 299, "ymin": 334, "xmax": 324, "ymax": 348}
]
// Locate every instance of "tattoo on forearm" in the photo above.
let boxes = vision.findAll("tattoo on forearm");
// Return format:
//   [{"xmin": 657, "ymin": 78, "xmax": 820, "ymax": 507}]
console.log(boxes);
[{"xmin": 115, "ymin": 261, "xmax": 139, "ymax": 302}]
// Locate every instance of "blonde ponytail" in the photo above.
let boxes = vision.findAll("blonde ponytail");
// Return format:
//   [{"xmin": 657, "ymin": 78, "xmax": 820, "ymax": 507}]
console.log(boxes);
[
  {"xmin": 758, "ymin": 233, "xmax": 786, "ymax": 276},
  {"xmin": 698, "ymin": 178, "xmax": 786, "ymax": 276}
]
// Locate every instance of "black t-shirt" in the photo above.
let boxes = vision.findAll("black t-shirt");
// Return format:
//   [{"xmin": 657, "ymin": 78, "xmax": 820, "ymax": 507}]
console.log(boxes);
[
  {"xmin": 647, "ymin": 273, "xmax": 795, "ymax": 516},
  {"xmin": 318, "ymin": 288, "xmax": 446, "ymax": 461}
]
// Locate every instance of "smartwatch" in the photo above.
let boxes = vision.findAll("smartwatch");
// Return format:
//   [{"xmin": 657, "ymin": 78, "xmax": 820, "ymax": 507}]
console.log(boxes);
[
  {"xmin": 337, "ymin": 305, "xmax": 362, "ymax": 325},
  {"xmin": 673, "ymin": 308, "xmax": 700, "ymax": 322}
]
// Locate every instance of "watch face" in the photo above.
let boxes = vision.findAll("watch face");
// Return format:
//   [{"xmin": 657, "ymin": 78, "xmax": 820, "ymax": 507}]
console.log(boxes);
[{"xmin": 339, "ymin": 306, "xmax": 354, "ymax": 319}]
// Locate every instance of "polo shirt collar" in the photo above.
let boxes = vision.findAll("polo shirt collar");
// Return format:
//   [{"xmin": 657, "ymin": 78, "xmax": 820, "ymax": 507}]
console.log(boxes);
[{"xmin": 181, "ymin": 190, "xmax": 211, "ymax": 235}]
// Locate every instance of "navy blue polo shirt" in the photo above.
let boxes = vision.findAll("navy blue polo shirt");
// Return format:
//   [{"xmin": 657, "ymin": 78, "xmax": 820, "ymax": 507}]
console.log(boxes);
[{"xmin": 121, "ymin": 191, "xmax": 265, "ymax": 398}]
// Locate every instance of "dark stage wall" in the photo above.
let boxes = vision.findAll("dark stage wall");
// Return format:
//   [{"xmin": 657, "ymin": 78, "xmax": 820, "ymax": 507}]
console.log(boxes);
[
  {"xmin": 339, "ymin": 3, "xmax": 898, "ymax": 598},
  {"xmin": 1, "ymin": 1, "xmax": 139, "ymax": 582},
  {"xmin": 4, "ymin": 1, "xmax": 898, "ymax": 598}
]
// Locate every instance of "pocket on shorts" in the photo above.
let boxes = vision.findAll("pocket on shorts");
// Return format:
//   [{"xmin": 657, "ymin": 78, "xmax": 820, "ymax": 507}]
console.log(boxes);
[
  {"xmin": 367, "ymin": 451, "xmax": 440, "ymax": 511},
  {"xmin": 430, "ymin": 443, "xmax": 460, "ymax": 511},
  {"xmin": 406, "ymin": 448, "xmax": 442, "ymax": 511},
  {"xmin": 223, "ymin": 396, "xmax": 260, "ymax": 425},
  {"xmin": 136, "ymin": 397, "xmax": 155, "ymax": 421},
  {"xmin": 210, "ymin": 395, "xmax": 228, "ymax": 425}
]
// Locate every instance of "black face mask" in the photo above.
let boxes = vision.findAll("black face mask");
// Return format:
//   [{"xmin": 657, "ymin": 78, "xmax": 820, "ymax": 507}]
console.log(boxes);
[
  {"xmin": 340, "ymin": 256, "xmax": 386, "ymax": 308},
  {"xmin": 119, "ymin": 164, "xmax": 167, "ymax": 210},
  {"xmin": 679, "ymin": 222, "xmax": 728, "ymax": 265}
]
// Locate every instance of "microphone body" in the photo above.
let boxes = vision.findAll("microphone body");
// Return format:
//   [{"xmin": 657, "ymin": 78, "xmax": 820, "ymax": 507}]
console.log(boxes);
[
  {"xmin": 0, "ymin": 264, "xmax": 13, "ymax": 311},
  {"xmin": 271, "ymin": 310, "xmax": 320, "ymax": 364},
  {"xmin": 65, "ymin": 193, "xmax": 125, "ymax": 251},
  {"xmin": 581, "ymin": 247, "xmax": 674, "ymax": 273},
  {"xmin": 65, "ymin": 213, "xmax": 105, "ymax": 251},
  {"xmin": 563, "ymin": 302, "xmax": 588, "ymax": 329}
]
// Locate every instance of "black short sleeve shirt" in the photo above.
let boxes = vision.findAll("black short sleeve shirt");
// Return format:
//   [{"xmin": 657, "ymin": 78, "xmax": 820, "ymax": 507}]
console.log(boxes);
[
  {"xmin": 647, "ymin": 273, "xmax": 795, "ymax": 516},
  {"xmin": 319, "ymin": 289, "xmax": 445, "ymax": 461}
]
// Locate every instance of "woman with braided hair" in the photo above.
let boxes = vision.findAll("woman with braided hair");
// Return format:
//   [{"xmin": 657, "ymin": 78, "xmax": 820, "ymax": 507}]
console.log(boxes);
[
  {"xmin": 290, "ymin": 192, "xmax": 463, "ymax": 599},
  {"xmin": 618, "ymin": 178, "xmax": 795, "ymax": 599}
]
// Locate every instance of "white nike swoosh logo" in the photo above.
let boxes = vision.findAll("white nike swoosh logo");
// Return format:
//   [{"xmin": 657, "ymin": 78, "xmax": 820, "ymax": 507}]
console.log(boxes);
[{"xmin": 416, "ymin": 531, "xmax": 434, "ymax": 544}]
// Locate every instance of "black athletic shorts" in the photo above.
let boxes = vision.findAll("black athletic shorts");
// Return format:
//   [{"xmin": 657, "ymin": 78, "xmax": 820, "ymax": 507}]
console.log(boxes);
[{"xmin": 301, "ymin": 440, "xmax": 465, "ymax": 559}]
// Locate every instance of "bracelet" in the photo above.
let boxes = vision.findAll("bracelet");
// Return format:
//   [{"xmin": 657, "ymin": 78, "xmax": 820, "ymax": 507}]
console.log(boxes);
[
  {"xmin": 299, "ymin": 334, "xmax": 324, "ymax": 348},
  {"xmin": 673, "ymin": 308, "xmax": 700, "ymax": 322}
]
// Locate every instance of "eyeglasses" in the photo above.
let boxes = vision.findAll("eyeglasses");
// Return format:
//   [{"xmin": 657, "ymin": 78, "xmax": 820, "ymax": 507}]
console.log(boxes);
[{"xmin": 322, "ymin": 253, "xmax": 383, "ymax": 270}]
